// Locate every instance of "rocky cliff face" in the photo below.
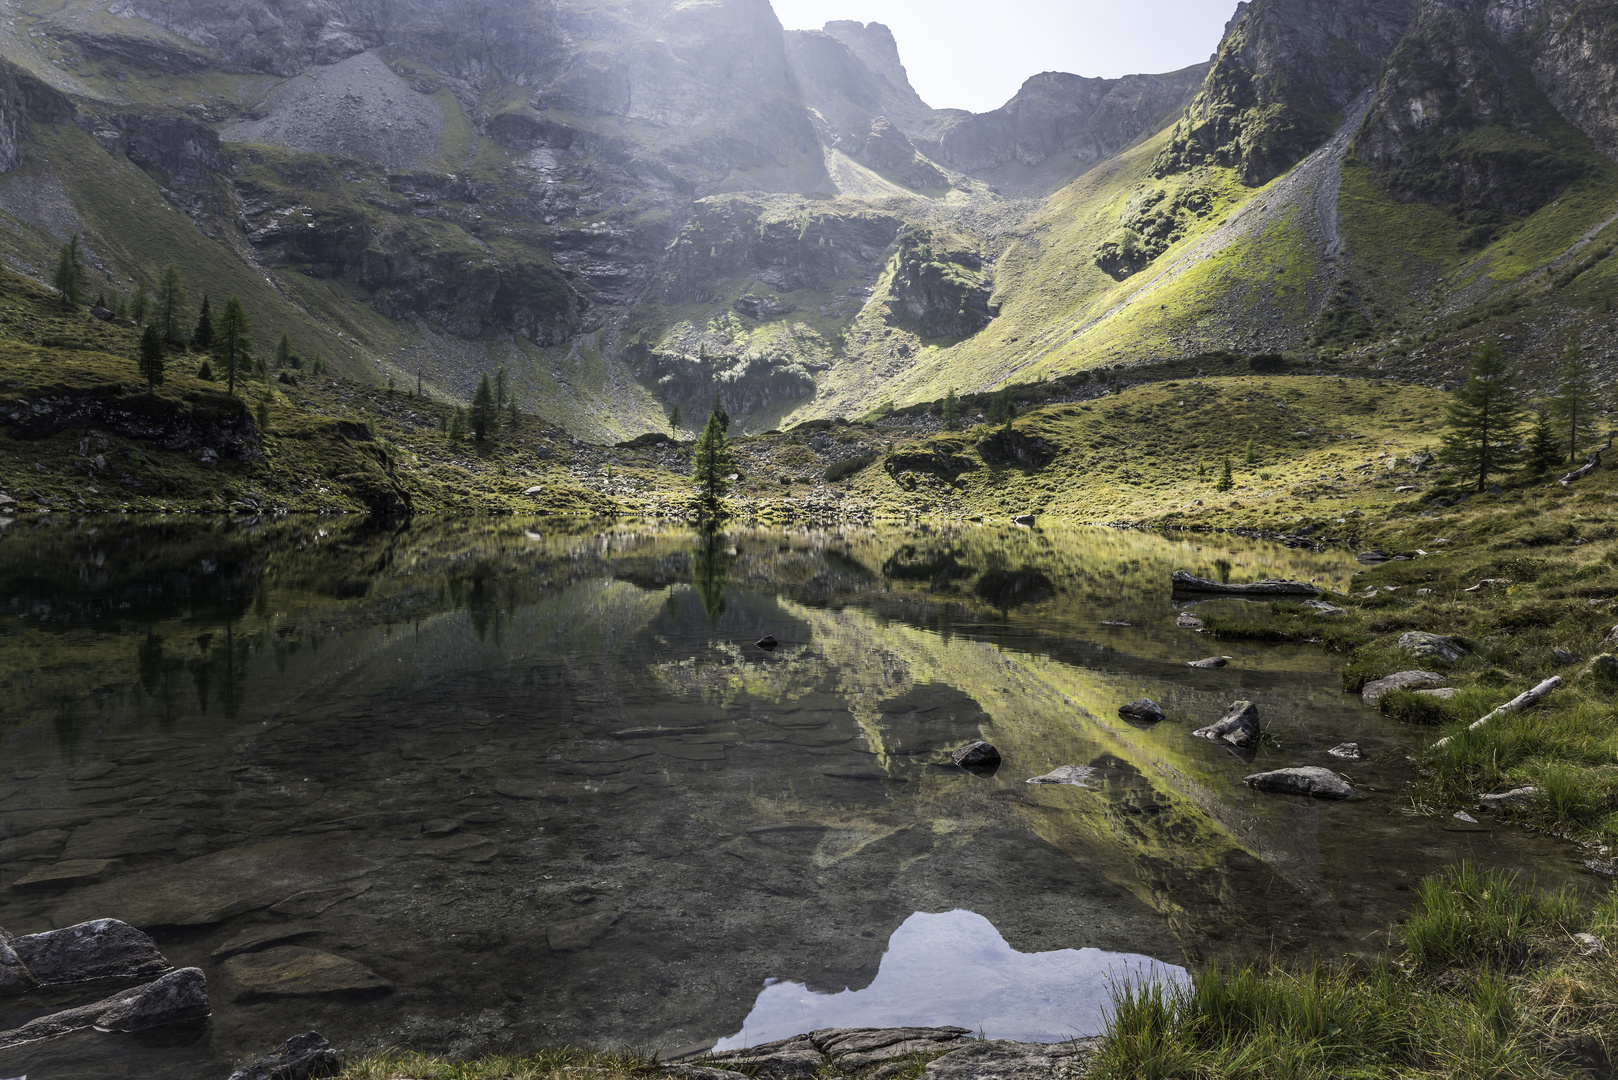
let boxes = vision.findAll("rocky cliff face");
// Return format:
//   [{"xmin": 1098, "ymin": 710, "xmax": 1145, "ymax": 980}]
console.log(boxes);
[
  {"xmin": 0, "ymin": 60, "xmax": 72, "ymax": 172},
  {"xmin": 1157, "ymin": 0, "xmax": 1418, "ymax": 184}
]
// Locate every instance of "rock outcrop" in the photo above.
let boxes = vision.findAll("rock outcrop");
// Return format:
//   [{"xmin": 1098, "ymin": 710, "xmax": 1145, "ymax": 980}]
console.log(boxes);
[
  {"xmin": 0, "ymin": 59, "xmax": 74, "ymax": 173},
  {"xmin": 1245, "ymin": 766, "xmax": 1357, "ymax": 799},
  {"xmin": 1192, "ymin": 700, "xmax": 1261, "ymax": 746}
]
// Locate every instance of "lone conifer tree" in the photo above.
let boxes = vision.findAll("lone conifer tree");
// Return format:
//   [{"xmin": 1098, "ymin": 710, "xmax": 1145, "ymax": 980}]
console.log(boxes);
[
  {"xmin": 1216, "ymin": 456, "xmax": 1234, "ymax": 492},
  {"xmin": 942, "ymin": 388, "xmax": 961, "ymax": 430},
  {"xmin": 131, "ymin": 279, "xmax": 149, "ymax": 325},
  {"xmin": 1527, "ymin": 410, "xmax": 1562, "ymax": 475},
  {"xmin": 690, "ymin": 406, "xmax": 735, "ymax": 522},
  {"xmin": 1244, "ymin": 437, "xmax": 1257, "ymax": 465},
  {"xmin": 52, "ymin": 235, "xmax": 82, "ymax": 308},
  {"xmin": 1550, "ymin": 344, "xmax": 1602, "ymax": 464},
  {"xmin": 191, "ymin": 295, "xmax": 213, "ymax": 351},
  {"xmin": 1441, "ymin": 339, "xmax": 1523, "ymax": 491},
  {"xmin": 274, "ymin": 332, "xmax": 293, "ymax": 369},
  {"xmin": 215, "ymin": 295, "xmax": 252, "ymax": 394},
  {"xmin": 470, "ymin": 374, "xmax": 495, "ymax": 440},
  {"xmin": 495, "ymin": 366, "xmax": 508, "ymax": 409},
  {"xmin": 156, "ymin": 264, "xmax": 187, "ymax": 346},
  {"xmin": 137, "ymin": 323, "xmax": 165, "ymax": 392},
  {"xmin": 668, "ymin": 402, "xmax": 683, "ymax": 433}
]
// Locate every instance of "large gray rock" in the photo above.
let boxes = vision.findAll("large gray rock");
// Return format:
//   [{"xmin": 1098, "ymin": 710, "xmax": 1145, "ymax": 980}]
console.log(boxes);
[
  {"xmin": 0, "ymin": 967, "xmax": 209, "ymax": 1049},
  {"xmin": 701, "ymin": 1034, "xmax": 827, "ymax": 1079},
  {"xmin": 1187, "ymin": 656, "xmax": 1231, "ymax": 668},
  {"xmin": 920, "ymin": 1038, "xmax": 1100, "ymax": 1080},
  {"xmin": 1244, "ymin": 766, "xmax": 1356, "ymax": 800},
  {"xmin": 1118, "ymin": 699, "xmax": 1165, "ymax": 723},
  {"xmin": 1171, "ymin": 570, "xmax": 1319, "ymax": 596},
  {"xmin": 1361, "ymin": 670, "xmax": 1445, "ymax": 705},
  {"xmin": 10, "ymin": 918, "xmax": 169, "ymax": 987},
  {"xmin": 1398, "ymin": 632, "xmax": 1468, "ymax": 664},
  {"xmin": 1192, "ymin": 700, "xmax": 1260, "ymax": 747},
  {"xmin": 1579, "ymin": 653, "xmax": 1618, "ymax": 686},
  {"xmin": 813, "ymin": 1027, "xmax": 974, "ymax": 1069},
  {"xmin": 1327, "ymin": 743, "xmax": 1365, "ymax": 761},
  {"xmin": 226, "ymin": 1030, "xmax": 342, "ymax": 1080}
]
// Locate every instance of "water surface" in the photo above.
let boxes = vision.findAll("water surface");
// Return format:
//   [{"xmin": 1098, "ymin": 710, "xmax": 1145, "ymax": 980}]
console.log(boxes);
[{"xmin": 0, "ymin": 517, "xmax": 1595, "ymax": 1077}]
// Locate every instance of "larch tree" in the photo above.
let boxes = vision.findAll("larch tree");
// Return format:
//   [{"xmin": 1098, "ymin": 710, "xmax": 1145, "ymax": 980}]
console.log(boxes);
[
  {"xmin": 156, "ymin": 264, "xmax": 188, "ymax": 347},
  {"xmin": 1550, "ymin": 345, "xmax": 1602, "ymax": 464},
  {"xmin": 690, "ymin": 406, "xmax": 735, "ymax": 522},
  {"xmin": 1527, "ymin": 410, "xmax": 1563, "ymax": 475},
  {"xmin": 941, "ymin": 388, "xmax": 961, "ymax": 431},
  {"xmin": 214, "ymin": 295, "xmax": 253, "ymax": 394},
  {"xmin": 130, "ymin": 279, "xmax": 149, "ymax": 326},
  {"xmin": 1441, "ymin": 339, "xmax": 1524, "ymax": 492},
  {"xmin": 470, "ymin": 374, "xmax": 495, "ymax": 440},
  {"xmin": 52, "ymin": 235, "xmax": 83, "ymax": 308},
  {"xmin": 191, "ymin": 295, "xmax": 214, "ymax": 351}
]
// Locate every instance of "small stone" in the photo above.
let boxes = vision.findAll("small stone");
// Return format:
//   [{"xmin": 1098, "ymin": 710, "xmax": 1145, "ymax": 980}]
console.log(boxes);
[
  {"xmin": 1244, "ymin": 766, "xmax": 1356, "ymax": 799},
  {"xmin": 1553, "ymin": 648, "xmax": 1583, "ymax": 666},
  {"xmin": 1327, "ymin": 742, "xmax": 1364, "ymax": 760},
  {"xmin": 1578, "ymin": 653, "xmax": 1618, "ymax": 685},
  {"xmin": 1025, "ymin": 766, "xmax": 1092, "ymax": 786},
  {"xmin": 1100, "ymin": 619, "xmax": 1131, "ymax": 627},
  {"xmin": 1188, "ymin": 656, "xmax": 1230, "ymax": 668},
  {"xmin": 1303, "ymin": 600, "xmax": 1347, "ymax": 616},
  {"xmin": 11, "ymin": 918, "xmax": 169, "ymax": 986},
  {"xmin": 1478, "ymin": 786, "xmax": 1539, "ymax": 810},
  {"xmin": 1416, "ymin": 588, "xmax": 1434, "ymax": 596},
  {"xmin": 1415, "ymin": 687, "xmax": 1458, "ymax": 699},
  {"xmin": 226, "ymin": 1030, "xmax": 342, "ymax": 1080},
  {"xmin": 1397, "ymin": 631, "xmax": 1468, "ymax": 663},
  {"xmin": 1117, "ymin": 699, "xmax": 1165, "ymax": 723},
  {"xmin": 1361, "ymin": 670, "xmax": 1445, "ymax": 705},
  {"xmin": 523, "ymin": 485, "xmax": 543, "ymax": 496},
  {"xmin": 1574, "ymin": 932, "xmax": 1604, "ymax": 957},
  {"xmin": 1192, "ymin": 700, "xmax": 1260, "ymax": 747},
  {"xmin": 1176, "ymin": 612, "xmax": 1204, "ymax": 628},
  {"xmin": 755, "ymin": 635, "xmax": 778, "ymax": 650},
  {"xmin": 1011, "ymin": 513, "xmax": 1035, "ymax": 526},
  {"xmin": 951, "ymin": 741, "xmax": 1001, "ymax": 770},
  {"xmin": 1453, "ymin": 811, "xmax": 1478, "ymax": 823}
]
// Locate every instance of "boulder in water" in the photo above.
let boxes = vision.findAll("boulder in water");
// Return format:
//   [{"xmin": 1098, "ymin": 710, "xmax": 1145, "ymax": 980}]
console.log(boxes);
[
  {"xmin": 755, "ymin": 635, "xmax": 778, "ymax": 651},
  {"xmin": 1327, "ymin": 742, "xmax": 1364, "ymax": 761},
  {"xmin": 1176, "ymin": 612, "xmax": 1204, "ymax": 628},
  {"xmin": 951, "ymin": 741, "xmax": 1001, "ymax": 770},
  {"xmin": 1244, "ymin": 766, "xmax": 1356, "ymax": 799},
  {"xmin": 226, "ymin": 1030, "xmax": 342, "ymax": 1080},
  {"xmin": 93, "ymin": 966, "xmax": 210, "ymax": 1032},
  {"xmin": 10, "ymin": 918, "xmax": 169, "ymax": 987},
  {"xmin": 1117, "ymin": 699, "xmax": 1165, "ymax": 723},
  {"xmin": 1191, "ymin": 700, "xmax": 1260, "ymax": 747},
  {"xmin": 1025, "ymin": 766, "xmax": 1092, "ymax": 786},
  {"xmin": 1188, "ymin": 656, "xmax": 1230, "ymax": 668}
]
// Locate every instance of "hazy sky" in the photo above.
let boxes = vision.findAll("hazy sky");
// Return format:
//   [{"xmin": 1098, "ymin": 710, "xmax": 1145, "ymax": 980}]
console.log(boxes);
[{"xmin": 770, "ymin": 0, "xmax": 1235, "ymax": 113}]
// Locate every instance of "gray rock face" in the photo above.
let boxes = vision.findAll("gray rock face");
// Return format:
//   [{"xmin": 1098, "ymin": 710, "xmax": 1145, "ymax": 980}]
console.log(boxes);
[
  {"xmin": 0, "ymin": 930, "xmax": 39, "ymax": 995},
  {"xmin": 1192, "ymin": 700, "xmax": 1260, "ymax": 747},
  {"xmin": 10, "ymin": 918, "xmax": 170, "ymax": 987},
  {"xmin": 0, "ymin": 59, "xmax": 74, "ymax": 173},
  {"xmin": 1397, "ymin": 632, "xmax": 1468, "ymax": 664},
  {"xmin": 1415, "ymin": 687, "xmax": 1458, "ymax": 699},
  {"xmin": 951, "ymin": 741, "xmax": 1001, "ymax": 769},
  {"xmin": 1361, "ymin": 670, "xmax": 1445, "ymax": 705},
  {"xmin": 1244, "ymin": 766, "xmax": 1356, "ymax": 800},
  {"xmin": 226, "ymin": 1030, "xmax": 342, "ymax": 1080},
  {"xmin": 0, "ymin": 967, "xmax": 209, "ymax": 1049},
  {"xmin": 1118, "ymin": 698, "xmax": 1166, "ymax": 723},
  {"xmin": 921, "ymin": 1038, "xmax": 1100, "ymax": 1080},
  {"xmin": 699, "ymin": 1034, "xmax": 827, "ymax": 1079},
  {"xmin": 814, "ymin": 1027, "xmax": 975, "ymax": 1069}
]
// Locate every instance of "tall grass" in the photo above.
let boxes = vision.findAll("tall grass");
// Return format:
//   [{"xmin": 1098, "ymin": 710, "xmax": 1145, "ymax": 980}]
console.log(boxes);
[{"xmin": 1093, "ymin": 864, "xmax": 1607, "ymax": 1080}]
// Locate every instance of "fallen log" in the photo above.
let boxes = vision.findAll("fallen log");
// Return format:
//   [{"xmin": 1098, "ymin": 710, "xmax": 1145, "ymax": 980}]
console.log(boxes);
[
  {"xmin": 1432, "ymin": 676, "xmax": 1562, "ymax": 749},
  {"xmin": 1559, "ymin": 432, "xmax": 1615, "ymax": 486},
  {"xmin": 1170, "ymin": 570, "xmax": 1320, "ymax": 597}
]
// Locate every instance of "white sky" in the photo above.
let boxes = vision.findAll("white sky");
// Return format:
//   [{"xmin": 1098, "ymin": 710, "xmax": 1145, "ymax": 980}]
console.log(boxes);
[{"xmin": 770, "ymin": 0, "xmax": 1236, "ymax": 113}]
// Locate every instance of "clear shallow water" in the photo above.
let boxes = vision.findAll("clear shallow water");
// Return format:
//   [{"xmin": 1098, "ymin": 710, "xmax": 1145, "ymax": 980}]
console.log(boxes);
[
  {"xmin": 0, "ymin": 517, "xmax": 1598, "ymax": 1078},
  {"xmin": 714, "ymin": 909, "xmax": 1187, "ymax": 1047}
]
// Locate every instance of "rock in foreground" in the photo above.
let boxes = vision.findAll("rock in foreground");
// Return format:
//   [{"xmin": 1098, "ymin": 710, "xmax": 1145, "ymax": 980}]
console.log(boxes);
[
  {"xmin": 1398, "ymin": 632, "xmax": 1469, "ymax": 664},
  {"xmin": 1361, "ymin": 670, "xmax": 1444, "ymax": 706},
  {"xmin": 1118, "ymin": 699, "xmax": 1165, "ymax": 723},
  {"xmin": 9, "ymin": 918, "xmax": 170, "ymax": 988},
  {"xmin": 951, "ymin": 741, "xmax": 1001, "ymax": 770},
  {"xmin": 226, "ymin": 1030, "xmax": 342, "ymax": 1080},
  {"xmin": 1171, "ymin": 570, "xmax": 1319, "ymax": 596},
  {"xmin": 1245, "ymin": 766, "xmax": 1356, "ymax": 800},
  {"xmin": 0, "ymin": 967, "xmax": 209, "ymax": 1049},
  {"xmin": 1192, "ymin": 700, "xmax": 1260, "ymax": 747},
  {"xmin": 1188, "ymin": 656, "xmax": 1231, "ymax": 668},
  {"xmin": 1026, "ymin": 766, "xmax": 1093, "ymax": 786}
]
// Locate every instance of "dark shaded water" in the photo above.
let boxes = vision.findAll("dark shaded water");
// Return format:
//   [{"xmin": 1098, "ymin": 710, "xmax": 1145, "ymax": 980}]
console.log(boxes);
[{"xmin": 0, "ymin": 517, "xmax": 1596, "ymax": 1077}]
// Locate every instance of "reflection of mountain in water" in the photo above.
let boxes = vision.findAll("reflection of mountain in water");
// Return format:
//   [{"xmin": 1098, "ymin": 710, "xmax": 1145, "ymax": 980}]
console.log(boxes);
[{"xmin": 715, "ymin": 909, "xmax": 1187, "ymax": 1048}]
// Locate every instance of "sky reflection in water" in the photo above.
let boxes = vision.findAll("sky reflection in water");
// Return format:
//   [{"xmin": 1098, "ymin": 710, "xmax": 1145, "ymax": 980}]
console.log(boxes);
[{"xmin": 715, "ymin": 909, "xmax": 1188, "ymax": 1048}]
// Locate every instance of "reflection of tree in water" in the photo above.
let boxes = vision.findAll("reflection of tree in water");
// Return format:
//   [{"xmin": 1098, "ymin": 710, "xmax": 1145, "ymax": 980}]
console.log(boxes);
[
  {"xmin": 1213, "ymin": 558, "xmax": 1233, "ymax": 584},
  {"xmin": 972, "ymin": 567, "xmax": 1055, "ymax": 609},
  {"xmin": 690, "ymin": 528, "xmax": 734, "ymax": 627},
  {"xmin": 187, "ymin": 624, "xmax": 253, "ymax": 718},
  {"xmin": 447, "ymin": 567, "xmax": 508, "ymax": 645}
]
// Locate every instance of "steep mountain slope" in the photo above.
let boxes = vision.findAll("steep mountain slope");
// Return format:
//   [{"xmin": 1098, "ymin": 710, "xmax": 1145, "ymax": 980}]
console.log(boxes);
[{"xmin": 1, "ymin": 0, "xmax": 1616, "ymax": 443}]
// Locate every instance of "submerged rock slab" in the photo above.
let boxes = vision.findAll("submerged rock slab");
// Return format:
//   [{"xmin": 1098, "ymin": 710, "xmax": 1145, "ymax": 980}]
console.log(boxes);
[
  {"xmin": 11, "ymin": 918, "xmax": 169, "ymax": 987},
  {"xmin": 1361, "ymin": 670, "xmax": 1444, "ymax": 705},
  {"xmin": 1026, "ymin": 766, "xmax": 1093, "ymax": 786},
  {"xmin": 225, "ymin": 1030, "xmax": 342, "ymax": 1080},
  {"xmin": 1192, "ymin": 701, "xmax": 1260, "ymax": 747},
  {"xmin": 0, "ymin": 967, "xmax": 208, "ymax": 1049},
  {"xmin": 1244, "ymin": 767, "xmax": 1356, "ymax": 800},
  {"xmin": 221, "ymin": 946, "xmax": 391, "ymax": 1000}
]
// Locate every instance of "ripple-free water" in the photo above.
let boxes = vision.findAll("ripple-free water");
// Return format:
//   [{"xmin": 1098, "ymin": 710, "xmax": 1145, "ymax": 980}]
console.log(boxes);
[{"xmin": 0, "ymin": 517, "xmax": 1596, "ymax": 1078}]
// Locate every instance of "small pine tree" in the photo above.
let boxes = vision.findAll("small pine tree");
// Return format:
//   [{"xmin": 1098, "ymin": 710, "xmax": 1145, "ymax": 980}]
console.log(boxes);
[
  {"xmin": 137, "ymin": 323, "xmax": 165, "ymax": 392},
  {"xmin": 1441, "ymin": 339, "xmax": 1523, "ymax": 492},
  {"xmin": 52, "ymin": 235, "xmax": 82, "ymax": 308},
  {"xmin": 1216, "ymin": 456, "xmax": 1234, "ymax": 492},
  {"xmin": 942, "ymin": 388, "xmax": 961, "ymax": 431},
  {"xmin": 1244, "ymin": 437, "xmax": 1256, "ymax": 465},
  {"xmin": 275, "ymin": 332, "xmax": 293, "ymax": 369},
  {"xmin": 1197, "ymin": 460, "xmax": 1207, "ymax": 478},
  {"xmin": 215, "ymin": 295, "xmax": 252, "ymax": 394},
  {"xmin": 197, "ymin": 359, "xmax": 214, "ymax": 381},
  {"xmin": 470, "ymin": 374, "xmax": 495, "ymax": 441},
  {"xmin": 449, "ymin": 407, "xmax": 466, "ymax": 440},
  {"xmin": 191, "ymin": 295, "xmax": 214, "ymax": 351},
  {"xmin": 690, "ymin": 407, "xmax": 736, "ymax": 522},
  {"xmin": 255, "ymin": 400, "xmax": 271, "ymax": 429},
  {"xmin": 668, "ymin": 402, "xmax": 683, "ymax": 432},
  {"xmin": 506, "ymin": 398, "xmax": 519, "ymax": 426},
  {"xmin": 710, "ymin": 393, "xmax": 730, "ymax": 433},
  {"xmin": 156, "ymin": 264, "xmax": 187, "ymax": 347},
  {"xmin": 1527, "ymin": 410, "xmax": 1563, "ymax": 475},
  {"xmin": 1550, "ymin": 344, "xmax": 1602, "ymax": 464},
  {"xmin": 130, "ymin": 279, "xmax": 149, "ymax": 326},
  {"xmin": 495, "ymin": 366, "xmax": 508, "ymax": 409}
]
